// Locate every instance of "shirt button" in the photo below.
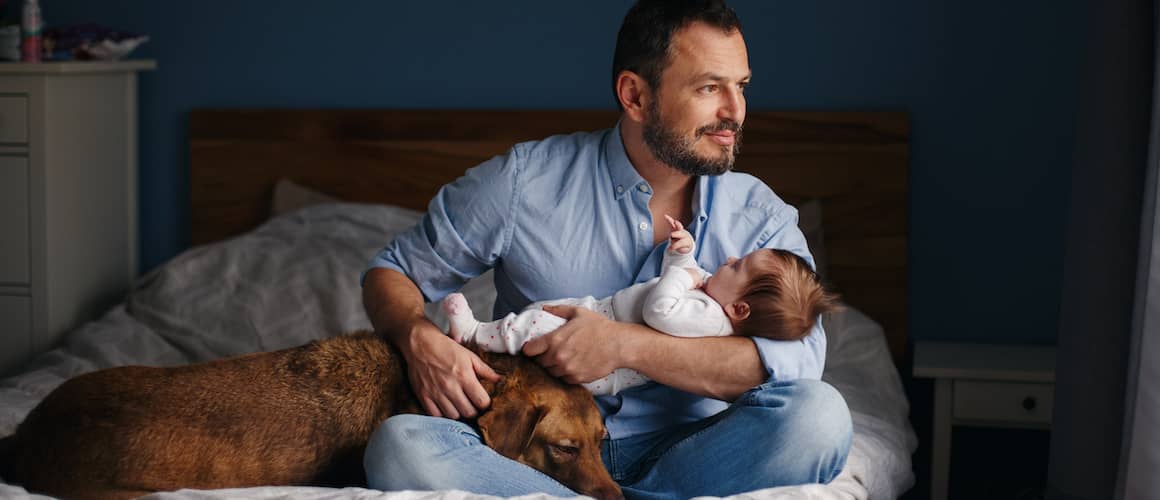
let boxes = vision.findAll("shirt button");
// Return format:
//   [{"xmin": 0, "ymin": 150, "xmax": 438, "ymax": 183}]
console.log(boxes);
[
  {"xmin": 639, "ymin": 221, "xmax": 649, "ymax": 231},
  {"xmin": 638, "ymin": 185, "xmax": 650, "ymax": 193},
  {"xmin": 616, "ymin": 185, "xmax": 624, "ymax": 194}
]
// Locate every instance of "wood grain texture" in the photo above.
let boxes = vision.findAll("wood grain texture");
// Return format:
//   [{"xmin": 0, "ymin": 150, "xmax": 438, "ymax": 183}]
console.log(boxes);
[{"xmin": 190, "ymin": 109, "xmax": 909, "ymax": 363}]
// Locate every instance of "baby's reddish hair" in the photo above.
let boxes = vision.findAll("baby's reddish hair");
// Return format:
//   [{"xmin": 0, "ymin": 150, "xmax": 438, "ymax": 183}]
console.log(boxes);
[{"xmin": 732, "ymin": 249, "xmax": 841, "ymax": 340}]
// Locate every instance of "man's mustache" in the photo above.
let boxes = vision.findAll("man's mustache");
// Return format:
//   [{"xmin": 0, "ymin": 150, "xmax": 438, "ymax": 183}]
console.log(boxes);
[{"xmin": 696, "ymin": 120, "xmax": 742, "ymax": 137}]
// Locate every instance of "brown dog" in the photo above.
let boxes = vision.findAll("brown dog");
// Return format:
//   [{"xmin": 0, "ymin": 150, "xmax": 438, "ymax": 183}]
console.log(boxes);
[{"xmin": 0, "ymin": 331, "xmax": 621, "ymax": 500}]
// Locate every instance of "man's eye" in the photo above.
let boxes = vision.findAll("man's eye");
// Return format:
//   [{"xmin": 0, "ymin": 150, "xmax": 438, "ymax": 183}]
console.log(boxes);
[{"xmin": 699, "ymin": 85, "xmax": 718, "ymax": 94}]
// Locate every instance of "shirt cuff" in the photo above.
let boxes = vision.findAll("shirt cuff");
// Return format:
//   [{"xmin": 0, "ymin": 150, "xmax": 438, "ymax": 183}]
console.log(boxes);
[{"xmin": 749, "ymin": 328, "xmax": 826, "ymax": 383}]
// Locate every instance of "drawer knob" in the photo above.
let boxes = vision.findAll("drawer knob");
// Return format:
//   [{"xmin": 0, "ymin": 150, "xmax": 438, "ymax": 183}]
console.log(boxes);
[{"xmin": 1022, "ymin": 396, "xmax": 1037, "ymax": 411}]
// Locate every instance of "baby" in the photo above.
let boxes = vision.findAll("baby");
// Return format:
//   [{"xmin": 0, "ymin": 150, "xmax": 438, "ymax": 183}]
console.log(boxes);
[{"xmin": 442, "ymin": 215, "xmax": 840, "ymax": 395}]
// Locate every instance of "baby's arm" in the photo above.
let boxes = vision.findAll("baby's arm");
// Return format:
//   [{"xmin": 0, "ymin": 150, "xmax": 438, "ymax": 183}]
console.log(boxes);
[
  {"xmin": 661, "ymin": 214, "xmax": 698, "ymax": 270},
  {"xmin": 642, "ymin": 266, "xmax": 731, "ymax": 338}
]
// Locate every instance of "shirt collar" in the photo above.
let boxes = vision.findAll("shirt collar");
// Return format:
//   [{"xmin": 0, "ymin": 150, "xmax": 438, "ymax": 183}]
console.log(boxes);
[
  {"xmin": 602, "ymin": 120, "xmax": 713, "ymax": 224},
  {"xmin": 604, "ymin": 120, "xmax": 647, "ymax": 201},
  {"xmin": 694, "ymin": 175, "xmax": 710, "ymax": 221}
]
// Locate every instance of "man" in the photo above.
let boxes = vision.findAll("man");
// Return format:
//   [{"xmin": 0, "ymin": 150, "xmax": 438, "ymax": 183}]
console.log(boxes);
[{"xmin": 360, "ymin": 1, "xmax": 852, "ymax": 498}]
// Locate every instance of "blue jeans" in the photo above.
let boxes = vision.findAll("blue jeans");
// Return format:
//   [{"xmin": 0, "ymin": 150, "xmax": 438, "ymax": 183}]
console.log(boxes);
[{"xmin": 364, "ymin": 379, "xmax": 852, "ymax": 499}]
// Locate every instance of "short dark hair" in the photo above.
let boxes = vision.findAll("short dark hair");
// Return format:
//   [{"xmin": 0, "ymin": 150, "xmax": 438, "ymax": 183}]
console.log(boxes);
[{"xmin": 611, "ymin": 0, "xmax": 742, "ymax": 108}]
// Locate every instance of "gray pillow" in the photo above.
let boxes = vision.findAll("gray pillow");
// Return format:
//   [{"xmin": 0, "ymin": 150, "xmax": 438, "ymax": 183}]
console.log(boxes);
[
  {"xmin": 270, "ymin": 178, "xmax": 339, "ymax": 217},
  {"xmin": 796, "ymin": 199, "xmax": 828, "ymax": 279}
]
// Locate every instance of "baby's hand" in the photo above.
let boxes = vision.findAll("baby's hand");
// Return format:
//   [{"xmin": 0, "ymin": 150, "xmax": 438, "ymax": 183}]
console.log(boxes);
[
  {"xmin": 664, "ymin": 214, "xmax": 694, "ymax": 255},
  {"xmin": 684, "ymin": 267, "xmax": 704, "ymax": 288}
]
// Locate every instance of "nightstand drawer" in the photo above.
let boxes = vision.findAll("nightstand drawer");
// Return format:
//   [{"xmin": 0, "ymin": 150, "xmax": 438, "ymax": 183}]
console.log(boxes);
[
  {"xmin": 0, "ymin": 95, "xmax": 28, "ymax": 144},
  {"xmin": 0, "ymin": 156, "xmax": 29, "ymax": 284},
  {"xmin": 953, "ymin": 380, "xmax": 1053, "ymax": 425}
]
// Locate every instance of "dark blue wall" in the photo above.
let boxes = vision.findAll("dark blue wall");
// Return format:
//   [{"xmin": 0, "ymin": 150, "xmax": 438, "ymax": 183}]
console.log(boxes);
[{"xmin": 20, "ymin": 0, "xmax": 1085, "ymax": 345}]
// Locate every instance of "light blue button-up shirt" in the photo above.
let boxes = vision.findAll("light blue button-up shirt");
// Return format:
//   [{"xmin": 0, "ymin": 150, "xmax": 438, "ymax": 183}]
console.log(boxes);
[{"xmin": 365, "ymin": 123, "xmax": 825, "ymax": 439}]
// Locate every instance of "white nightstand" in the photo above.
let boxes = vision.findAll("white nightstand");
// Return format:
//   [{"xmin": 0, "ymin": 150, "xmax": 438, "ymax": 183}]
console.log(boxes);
[{"xmin": 912, "ymin": 341, "xmax": 1056, "ymax": 500}]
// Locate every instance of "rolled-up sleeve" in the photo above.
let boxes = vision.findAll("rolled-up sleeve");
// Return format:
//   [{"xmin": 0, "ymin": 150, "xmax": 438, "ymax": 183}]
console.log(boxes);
[
  {"xmin": 751, "ymin": 203, "xmax": 827, "ymax": 381},
  {"xmin": 363, "ymin": 151, "xmax": 519, "ymax": 303}
]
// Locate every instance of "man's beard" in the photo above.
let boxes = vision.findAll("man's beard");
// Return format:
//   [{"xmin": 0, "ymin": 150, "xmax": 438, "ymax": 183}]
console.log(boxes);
[{"xmin": 642, "ymin": 100, "xmax": 742, "ymax": 176}]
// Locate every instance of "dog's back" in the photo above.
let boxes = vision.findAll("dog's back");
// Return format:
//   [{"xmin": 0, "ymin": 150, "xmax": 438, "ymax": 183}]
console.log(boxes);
[
  {"xmin": 3, "ymin": 331, "xmax": 621, "ymax": 500},
  {"xmin": 4, "ymin": 332, "xmax": 415, "ymax": 500}
]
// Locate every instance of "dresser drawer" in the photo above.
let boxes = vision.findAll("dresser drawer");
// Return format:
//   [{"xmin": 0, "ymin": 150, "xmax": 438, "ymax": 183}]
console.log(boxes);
[
  {"xmin": 0, "ymin": 156, "xmax": 29, "ymax": 284},
  {"xmin": 0, "ymin": 95, "xmax": 28, "ymax": 144},
  {"xmin": 0, "ymin": 294, "xmax": 32, "ymax": 377},
  {"xmin": 953, "ymin": 380, "xmax": 1054, "ymax": 425}
]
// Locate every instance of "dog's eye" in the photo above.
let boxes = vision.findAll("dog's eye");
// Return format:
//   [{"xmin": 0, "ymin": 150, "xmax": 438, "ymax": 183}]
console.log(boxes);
[{"xmin": 549, "ymin": 443, "xmax": 580, "ymax": 460}]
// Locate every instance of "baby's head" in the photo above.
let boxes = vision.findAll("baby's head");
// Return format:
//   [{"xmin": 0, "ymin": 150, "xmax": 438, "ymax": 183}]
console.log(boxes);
[{"xmin": 704, "ymin": 248, "xmax": 840, "ymax": 341}]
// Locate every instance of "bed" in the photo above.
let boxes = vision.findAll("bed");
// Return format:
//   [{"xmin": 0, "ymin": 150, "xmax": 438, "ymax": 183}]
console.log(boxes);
[{"xmin": 0, "ymin": 110, "xmax": 917, "ymax": 500}]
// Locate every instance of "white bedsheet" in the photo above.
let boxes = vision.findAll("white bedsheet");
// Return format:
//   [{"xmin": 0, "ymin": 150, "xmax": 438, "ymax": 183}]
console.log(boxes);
[{"xmin": 0, "ymin": 203, "xmax": 917, "ymax": 500}]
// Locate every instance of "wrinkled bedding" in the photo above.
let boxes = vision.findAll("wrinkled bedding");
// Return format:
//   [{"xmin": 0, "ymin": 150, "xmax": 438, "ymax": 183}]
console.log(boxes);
[{"xmin": 0, "ymin": 203, "xmax": 917, "ymax": 500}]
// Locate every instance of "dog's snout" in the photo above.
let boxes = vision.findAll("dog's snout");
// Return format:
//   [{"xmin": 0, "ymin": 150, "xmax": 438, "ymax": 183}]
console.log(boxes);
[
  {"xmin": 573, "ymin": 468, "xmax": 622, "ymax": 500},
  {"xmin": 591, "ymin": 484, "xmax": 625, "ymax": 500}
]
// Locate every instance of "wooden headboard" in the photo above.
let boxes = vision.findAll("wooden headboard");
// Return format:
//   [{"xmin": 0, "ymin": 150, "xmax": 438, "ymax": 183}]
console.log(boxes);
[{"xmin": 190, "ymin": 110, "xmax": 908, "ymax": 362}]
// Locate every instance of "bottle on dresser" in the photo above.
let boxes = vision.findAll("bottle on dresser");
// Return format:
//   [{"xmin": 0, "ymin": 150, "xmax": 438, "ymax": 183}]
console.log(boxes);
[{"xmin": 20, "ymin": 0, "xmax": 42, "ymax": 62}]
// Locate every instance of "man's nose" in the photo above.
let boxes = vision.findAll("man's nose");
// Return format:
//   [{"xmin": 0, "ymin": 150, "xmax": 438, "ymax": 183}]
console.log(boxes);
[{"xmin": 718, "ymin": 87, "xmax": 745, "ymax": 124}]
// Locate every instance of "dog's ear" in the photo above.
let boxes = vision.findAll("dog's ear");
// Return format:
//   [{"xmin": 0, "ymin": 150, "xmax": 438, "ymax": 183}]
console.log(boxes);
[{"xmin": 478, "ymin": 396, "xmax": 545, "ymax": 460}]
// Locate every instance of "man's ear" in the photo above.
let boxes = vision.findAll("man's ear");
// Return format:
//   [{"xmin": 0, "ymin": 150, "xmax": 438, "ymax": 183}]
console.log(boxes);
[
  {"xmin": 616, "ymin": 70, "xmax": 651, "ymax": 122},
  {"xmin": 726, "ymin": 302, "xmax": 751, "ymax": 322},
  {"xmin": 478, "ymin": 398, "xmax": 546, "ymax": 460}
]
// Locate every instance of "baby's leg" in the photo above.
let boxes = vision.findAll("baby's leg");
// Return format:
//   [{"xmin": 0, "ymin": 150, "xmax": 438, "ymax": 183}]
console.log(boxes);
[
  {"xmin": 582, "ymin": 375, "xmax": 617, "ymax": 396},
  {"xmin": 442, "ymin": 293, "xmax": 480, "ymax": 343},
  {"xmin": 583, "ymin": 368, "xmax": 650, "ymax": 396},
  {"xmin": 474, "ymin": 309, "xmax": 567, "ymax": 354},
  {"xmin": 444, "ymin": 295, "xmax": 567, "ymax": 354}
]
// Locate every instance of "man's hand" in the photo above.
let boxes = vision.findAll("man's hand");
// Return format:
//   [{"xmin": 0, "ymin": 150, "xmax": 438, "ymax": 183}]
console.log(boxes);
[
  {"xmin": 665, "ymin": 214, "xmax": 694, "ymax": 255},
  {"xmin": 362, "ymin": 268, "xmax": 502, "ymax": 419},
  {"xmin": 522, "ymin": 305, "xmax": 628, "ymax": 384},
  {"xmin": 401, "ymin": 324, "xmax": 501, "ymax": 419}
]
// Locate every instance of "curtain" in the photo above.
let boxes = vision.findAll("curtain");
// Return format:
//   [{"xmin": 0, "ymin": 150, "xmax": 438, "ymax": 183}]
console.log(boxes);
[
  {"xmin": 1117, "ymin": 10, "xmax": 1160, "ymax": 497},
  {"xmin": 1048, "ymin": 1, "xmax": 1154, "ymax": 499}
]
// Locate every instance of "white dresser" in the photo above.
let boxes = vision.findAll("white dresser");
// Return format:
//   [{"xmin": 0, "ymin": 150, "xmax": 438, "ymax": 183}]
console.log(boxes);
[{"xmin": 0, "ymin": 60, "xmax": 155, "ymax": 376}]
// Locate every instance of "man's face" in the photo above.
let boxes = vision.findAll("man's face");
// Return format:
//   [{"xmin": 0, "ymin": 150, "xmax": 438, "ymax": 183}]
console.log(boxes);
[{"xmin": 642, "ymin": 21, "xmax": 750, "ymax": 176}]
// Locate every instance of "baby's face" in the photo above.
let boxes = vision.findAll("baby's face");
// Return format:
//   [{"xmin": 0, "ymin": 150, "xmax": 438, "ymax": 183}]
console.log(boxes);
[{"xmin": 704, "ymin": 249, "xmax": 782, "ymax": 306}]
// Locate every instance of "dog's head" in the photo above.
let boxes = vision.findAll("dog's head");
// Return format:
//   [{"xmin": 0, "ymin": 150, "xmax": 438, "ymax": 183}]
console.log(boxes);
[{"xmin": 478, "ymin": 355, "xmax": 622, "ymax": 500}]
